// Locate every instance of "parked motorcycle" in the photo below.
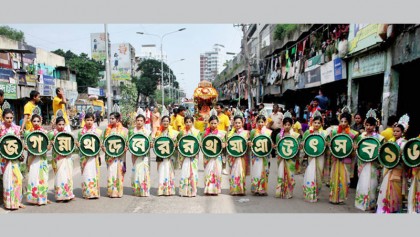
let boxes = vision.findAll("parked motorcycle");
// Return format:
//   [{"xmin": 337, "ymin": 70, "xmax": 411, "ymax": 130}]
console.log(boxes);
[{"xmin": 70, "ymin": 113, "xmax": 81, "ymax": 130}]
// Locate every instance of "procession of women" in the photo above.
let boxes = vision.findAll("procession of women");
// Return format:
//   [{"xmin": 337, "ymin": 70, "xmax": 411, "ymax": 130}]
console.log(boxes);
[{"xmin": 0, "ymin": 87, "xmax": 419, "ymax": 214}]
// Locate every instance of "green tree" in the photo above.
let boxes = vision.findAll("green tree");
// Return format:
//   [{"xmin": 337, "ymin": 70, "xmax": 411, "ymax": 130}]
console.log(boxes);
[
  {"xmin": 0, "ymin": 25, "xmax": 25, "ymax": 42},
  {"xmin": 119, "ymin": 83, "xmax": 138, "ymax": 128},
  {"xmin": 52, "ymin": 49, "xmax": 104, "ymax": 93},
  {"xmin": 273, "ymin": 24, "xmax": 299, "ymax": 41},
  {"xmin": 133, "ymin": 58, "xmax": 180, "ymax": 107}
]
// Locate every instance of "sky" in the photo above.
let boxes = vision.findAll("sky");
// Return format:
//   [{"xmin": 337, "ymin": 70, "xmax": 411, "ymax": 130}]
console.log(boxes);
[{"xmin": 5, "ymin": 24, "xmax": 243, "ymax": 98}]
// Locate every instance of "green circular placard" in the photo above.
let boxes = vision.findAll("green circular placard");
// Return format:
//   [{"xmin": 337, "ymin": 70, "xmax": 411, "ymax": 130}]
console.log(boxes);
[
  {"xmin": 276, "ymin": 136, "xmax": 299, "ymax": 160},
  {"xmin": 356, "ymin": 137, "xmax": 380, "ymax": 162},
  {"xmin": 178, "ymin": 135, "xmax": 200, "ymax": 158},
  {"xmin": 103, "ymin": 134, "xmax": 126, "ymax": 158},
  {"xmin": 402, "ymin": 138, "xmax": 420, "ymax": 168},
  {"xmin": 25, "ymin": 131, "xmax": 49, "ymax": 156},
  {"xmin": 153, "ymin": 136, "xmax": 175, "ymax": 159},
  {"xmin": 226, "ymin": 135, "xmax": 248, "ymax": 158},
  {"xmin": 53, "ymin": 132, "xmax": 75, "ymax": 157},
  {"xmin": 79, "ymin": 133, "xmax": 101, "ymax": 157},
  {"xmin": 0, "ymin": 134, "xmax": 24, "ymax": 160},
  {"xmin": 379, "ymin": 142, "xmax": 401, "ymax": 169},
  {"xmin": 251, "ymin": 134, "xmax": 273, "ymax": 157},
  {"xmin": 128, "ymin": 133, "xmax": 150, "ymax": 157},
  {"xmin": 330, "ymin": 134, "xmax": 354, "ymax": 159},
  {"xmin": 201, "ymin": 135, "xmax": 223, "ymax": 158},
  {"xmin": 303, "ymin": 134, "xmax": 326, "ymax": 157}
]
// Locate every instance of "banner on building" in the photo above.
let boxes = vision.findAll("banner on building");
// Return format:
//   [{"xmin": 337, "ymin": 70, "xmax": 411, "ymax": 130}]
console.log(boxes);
[
  {"xmin": 88, "ymin": 87, "xmax": 101, "ymax": 96},
  {"xmin": 0, "ymin": 82, "xmax": 17, "ymax": 99},
  {"xmin": 348, "ymin": 24, "xmax": 385, "ymax": 54},
  {"xmin": 0, "ymin": 53, "xmax": 12, "ymax": 69},
  {"xmin": 350, "ymin": 51, "xmax": 385, "ymax": 79},
  {"xmin": 91, "ymin": 33, "xmax": 108, "ymax": 62},
  {"xmin": 321, "ymin": 58, "xmax": 347, "ymax": 84},
  {"xmin": 305, "ymin": 54, "xmax": 322, "ymax": 70},
  {"xmin": 0, "ymin": 68, "xmax": 14, "ymax": 83},
  {"xmin": 296, "ymin": 66, "xmax": 321, "ymax": 89},
  {"xmin": 111, "ymin": 43, "xmax": 132, "ymax": 81}
]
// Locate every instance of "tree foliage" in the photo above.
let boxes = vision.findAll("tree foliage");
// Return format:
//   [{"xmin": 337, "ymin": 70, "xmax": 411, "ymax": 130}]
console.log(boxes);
[
  {"xmin": 119, "ymin": 83, "xmax": 138, "ymax": 128},
  {"xmin": 52, "ymin": 49, "xmax": 105, "ymax": 93},
  {"xmin": 133, "ymin": 58, "xmax": 180, "ymax": 107},
  {"xmin": 0, "ymin": 25, "xmax": 25, "ymax": 42},
  {"xmin": 273, "ymin": 24, "xmax": 299, "ymax": 41}
]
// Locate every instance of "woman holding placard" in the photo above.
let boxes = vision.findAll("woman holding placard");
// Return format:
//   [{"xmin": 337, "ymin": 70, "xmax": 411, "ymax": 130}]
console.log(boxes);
[
  {"xmin": 0, "ymin": 108, "xmax": 25, "ymax": 210},
  {"xmin": 376, "ymin": 115, "xmax": 409, "ymax": 213},
  {"xmin": 128, "ymin": 114, "xmax": 152, "ymax": 197},
  {"xmin": 78, "ymin": 111, "xmax": 102, "ymax": 199}
]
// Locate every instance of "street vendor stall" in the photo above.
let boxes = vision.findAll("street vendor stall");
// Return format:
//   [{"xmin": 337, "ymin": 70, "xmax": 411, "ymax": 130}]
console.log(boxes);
[{"xmin": 193, "ymin": 80, "xmax": 218, "ymax": 132}]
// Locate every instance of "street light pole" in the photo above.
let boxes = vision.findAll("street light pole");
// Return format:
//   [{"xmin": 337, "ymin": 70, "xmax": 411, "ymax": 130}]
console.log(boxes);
[
  {"xmin": 137, "ymin": 28, "xmax": 186, "ymax": 110},
  {"xmin": 104, "ymin": 24, "xmax": 113, "ymax": 119},
  {"xmin": 168, "ymin": 58, "xmax": 185, "ymax": 101}
]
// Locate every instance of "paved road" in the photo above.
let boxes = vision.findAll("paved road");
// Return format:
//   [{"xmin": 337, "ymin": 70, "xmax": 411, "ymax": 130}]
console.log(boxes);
[{"xmin": 1, "ymin": 121, "xmax": 365, "ymax": 214}]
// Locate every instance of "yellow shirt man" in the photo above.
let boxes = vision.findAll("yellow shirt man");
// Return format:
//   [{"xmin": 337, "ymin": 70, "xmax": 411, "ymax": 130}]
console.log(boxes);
[
  {"xmin": 174, "ymin": 114, "xmax": 185, "ymax": 131},
  {"xmin": 293, "ymin": 121, "xmax": 302, "ymax": 134},
  {"xmin": 381, "ymin": 127, "xmax": 394, "ymax": 142},
  {"xmin": 170, "ymin": 114, "xmax": 176, "ymax": 129},
  {"xmin": 24, "ymin": 101, "xmax": 37, "ymax": 131},
  {"xmin": 53, "ymin": 96, "xmax": 69, "ymax": 125},
  {"xmin": 217, "ymin": 113, "xmax": 230, "ymax": 131}
]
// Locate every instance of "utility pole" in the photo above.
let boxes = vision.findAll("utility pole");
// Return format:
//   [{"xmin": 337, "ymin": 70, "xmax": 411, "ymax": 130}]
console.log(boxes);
[
  {"xmin": 236, "ymin": 24, "xmax": 253, "ymax": 111},
  {"xmin": 104, "ymin": 24, "xmax": 113, "ymax": 119}
]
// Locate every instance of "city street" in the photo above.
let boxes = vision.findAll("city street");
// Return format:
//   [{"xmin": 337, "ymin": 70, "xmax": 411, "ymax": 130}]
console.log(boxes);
[{"xmin": 0, "ymin": 120, "xmax": 364, "ymax": 214}]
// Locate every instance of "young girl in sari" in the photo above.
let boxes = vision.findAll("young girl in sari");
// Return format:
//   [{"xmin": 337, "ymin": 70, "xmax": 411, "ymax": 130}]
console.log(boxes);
[
  {"xmin": 78, "ymin": 112, "xmax": 102, "ymax": 199},
  {"xmin": 101, "ymin": 112, "xmax": 129, "ymax": 198},
  {"xmin": 376, "ymin": 114, "xmax": 409, "ymax": 213},
  {"xmin": 0, "ymin": 109, "xmax": 25, "ymax": 210},
  {"xmin": 25, "ymin": 111, "xmax": 51, "ymax": 206},
  {"xmin": 178, "ymin": 115, "xmax": 201, "ymax": 197},
  {"xmin": 355, "ymin": 109, "xmax": 384, "ymax": 211},
  {"xmin": 329, "ymin": 111, "xmax": 359, "ymax": 204},
  {"xmin": 228, "ymin": 114, "xmax": 249, "ymax": 196},
  {"xmin": 203, "ymin": 115, "xmax": 226, "ymax": 195},
  {"xmin": 129, "ymin": 114, "xmax": 151, "ymax": 197},
  {"xmin": 250, "ymin": 114, "xmax": 272, "ymax": 196},
  {"xmin": 302, "ymin": 113, "xmax": 327, "ymax": 202},
  {"xmin": 276, "ymin": 112, "xmax": 300, "ymax": 199},
  {"xmin": 154, "ymin": 115, "xmax": 179, "ymax": 196},
  {"xmin": 49, "ymin": 117, "xmax": 75, "ymax": 202}
]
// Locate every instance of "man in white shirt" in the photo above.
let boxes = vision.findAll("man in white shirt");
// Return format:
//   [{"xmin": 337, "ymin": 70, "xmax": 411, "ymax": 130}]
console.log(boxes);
[{"xmin": 267, "ymin": 103, "xmax": 284, "ymax": 158}]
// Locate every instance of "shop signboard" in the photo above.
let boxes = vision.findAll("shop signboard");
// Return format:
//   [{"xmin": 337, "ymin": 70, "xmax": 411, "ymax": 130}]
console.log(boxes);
[
  {"xmin": 0, "ymin": 68, "xmax": 14, "ymax": 83},
  {"xmin": 348, "ymin": 24, "xmax": 384, "ymax": 54},
  {"xmin": 304, "ymin": 66, "xmax": 321, "ymax": 88},
  {"xmin": 321, "ymin": 58, "xmax": 347, "ymax": 84},
  {"xmin": 350, "ymin": 51, "xmax": 385, "ymax": 79},
  {"xmin": 0, "ymin": 82, "xmax": 17, "ymax": 99}
]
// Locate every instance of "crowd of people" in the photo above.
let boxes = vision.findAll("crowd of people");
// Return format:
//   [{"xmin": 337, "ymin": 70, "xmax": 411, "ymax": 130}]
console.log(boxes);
[{"xmin": 0, "ymin": 88, "xmax": 419, "ymax": 214}]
